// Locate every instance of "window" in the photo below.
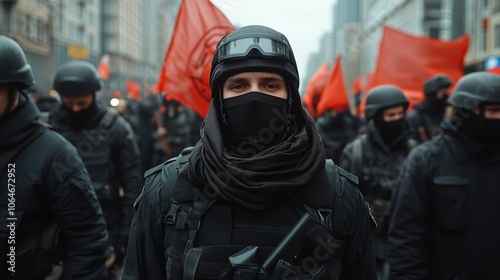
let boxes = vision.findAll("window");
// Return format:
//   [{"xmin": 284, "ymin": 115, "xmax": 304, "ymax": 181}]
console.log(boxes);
[
  {"xmin": 494, "ymin": 0, "xmax": 500, "ymax": 12},
  {"xmin": 495, "ymin": 25, "xmax": 500, "ymax": 48},
  {"xmin": 425, "ymin": 2, "xmax": 441, "ymax": 10},
  {"xmin": 429, "ymin": 27, "xmax": 440, "ymax": 38},
  {"xmin": 26, "ymin": 15, "xmax": 32, "ymax": 38}
]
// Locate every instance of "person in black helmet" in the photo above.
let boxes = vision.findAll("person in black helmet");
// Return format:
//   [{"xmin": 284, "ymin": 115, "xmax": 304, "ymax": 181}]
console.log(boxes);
[
  {"xmin": 407, "ymin": 74, "xmax": 452, "ymax": 142},
  {"xmin": 123, "ymin": 25, "xmax": 377, "ymax": 280},
  {"xmin": 387, "ymin": 71, "xmax": 500, "ymax": 280},
  {"xmin": 49, "ymin": 61, "xmax": 143, "ymax": 279},
  {"xmin": 339, "ymin": 85, "xmax": 416, "ymax": 280},
  {"xmin": 0, "ymin": 36, "xmax": 109, "ymax": 279}
]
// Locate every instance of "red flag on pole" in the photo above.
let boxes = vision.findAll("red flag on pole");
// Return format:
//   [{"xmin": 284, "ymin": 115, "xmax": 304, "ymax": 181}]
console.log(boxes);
[
  {"xmin": 316, "ymin": 56, "xmax": 350, "ymax": 117},
  {"xmin": 156, "ymin": 0, "xmax": 235, "ymax": 117},
  {"xmin": 98, "ymin": 54, "xmax": 110, "ymax": 81},
  {"xmin": 365, "ymin": 25, "xmax": 469, "ymax": 112},
  {"xmin": 302, "ymin": 63, "xmax": 329, "ymax": 118},
  {"xmin": 126, "ymin": 80, "xmax": 141, "ymax": 101}
]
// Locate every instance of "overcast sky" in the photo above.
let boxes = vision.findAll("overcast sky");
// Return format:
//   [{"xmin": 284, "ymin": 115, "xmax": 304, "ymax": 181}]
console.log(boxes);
[{"xmin": 211, "ymin": 0, "xmax": 337, "ymax": 82}]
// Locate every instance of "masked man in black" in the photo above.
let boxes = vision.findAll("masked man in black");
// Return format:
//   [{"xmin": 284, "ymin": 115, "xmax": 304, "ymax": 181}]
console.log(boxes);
[
  {"xmin": 124, "ymin": 25, "xmax": 376, "ymax": 280},
  {"xmin": 339, "ymin": 85, "xmax": 416, "ymax": 280},
  {"xmin": 407, "ymin": 74, "xmax": 452, "ymax": 142},
  {"xmin": 50, "ymin": 61, "xmax": 143, "ymax": 279},
  {"xmin": 388, "ymin": 72, "xmax": 500, "ymax": 280},
  {"xmin": 0, "ymin": 35, "xmax": 109, "ymax": 280}
]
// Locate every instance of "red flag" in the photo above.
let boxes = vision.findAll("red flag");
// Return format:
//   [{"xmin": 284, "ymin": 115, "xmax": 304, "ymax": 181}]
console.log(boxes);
[
  {"xmin": 113, "ymin": 90, "xmax": 122, "ymax": 99},
  {"xmin": 366, "ymin": 25, "xmax": 469, "ymax": 111},
  {"xmin": 98, "ymin": 54, "xmax": 110, "ymax": 81},
  {"xmin": 302, "ymin": 63, "xmax": 329, "ymax": 118},
  {"xmin": 316, "ymin": 56, "xmax": 350, "ymax": 117},
  {"xmin": 126, "ymin": 80, "xmax": 141, "ymax": 101},
  {"xmin": 156, "ymin": 0, "xmax": 235, "ymax": 117}
]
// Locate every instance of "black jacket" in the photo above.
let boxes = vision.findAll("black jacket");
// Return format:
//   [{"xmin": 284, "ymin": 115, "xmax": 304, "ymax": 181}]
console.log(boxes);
[
  {"xmin": 51, "ymin": 101, "xmax": 143, "ymax": 263},
  {"xmin": 339, "ymin": 120, "xmax": 415, "ymax": 261},
  {"xmin": 387, "ymin": 120, "xmax": 500, "ymax": 280},
  {"xmin": 0, "ymin": 92, "xmax": 108, "ymax": 279},
  {"xmin": 316, "ymin": 110, "xmax": 361, "ymax": 163},
  {"xmin": 339, "ymin": 120, "xmax": 415, "ymax": 202},
  {"xmin": 122, "ymin": 146, "xmax": 377, "ymax": 280},
  {"xmin": 406, "ymin": 101, "xmax": 445, "ymax": 143}
]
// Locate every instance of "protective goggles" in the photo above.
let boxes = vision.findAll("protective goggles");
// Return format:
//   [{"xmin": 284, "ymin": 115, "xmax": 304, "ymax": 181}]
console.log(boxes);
[{"xmin": 216, "ymin": 37, "xmax": 290, "ymax": 62}]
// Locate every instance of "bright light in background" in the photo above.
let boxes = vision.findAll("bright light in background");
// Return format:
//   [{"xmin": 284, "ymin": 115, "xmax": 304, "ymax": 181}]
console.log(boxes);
[
  {"xmin": 212, "ymin": 0, "xmax": 336, "ymax": 87},
  {"xmin": 110, "ymin": 98, "xmax": 120, "ymax": 107}
]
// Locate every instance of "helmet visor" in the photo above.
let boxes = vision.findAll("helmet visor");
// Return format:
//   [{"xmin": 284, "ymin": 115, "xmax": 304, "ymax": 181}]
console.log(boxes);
[{"xmin": 217, "ymin": 37, "xmax": 290, "ymax": 62}]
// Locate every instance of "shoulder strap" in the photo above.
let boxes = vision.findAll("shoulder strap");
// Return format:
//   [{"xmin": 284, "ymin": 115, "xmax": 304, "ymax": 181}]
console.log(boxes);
[
  {"xmin": 349, "ymin": 134, "xmax": 366, "ymax": 178},
  {"xmin": 407, "ymin": 138, "xmax": 418, "ymax": 151},
  {"xmin": 100, "ymin": 107, "xmax": 119, "ymax": 129},
  {"xmin": 0, "ymin": 125, "xmax": 48, "ymax": 177}
]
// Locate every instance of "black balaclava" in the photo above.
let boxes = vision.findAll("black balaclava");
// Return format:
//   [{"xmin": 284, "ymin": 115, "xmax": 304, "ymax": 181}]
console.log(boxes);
[
  {"xmin": 456, "ymin": 107, "xmax": 500, "ymax": 145},
  {"xmin": 427, "ymin": 91, "xmax": 449, "ymax": 114},
  {"xmin": 189, "ymin": 25, "xmax": 327, "ymax": 210},
  {"xmin": 210, "ymin": 25, "xmax": 302, "ymax": 152},
  {"xmin": 222, "ymin": 91, "xmax": 290, "ymax": 150},
  {"xmin": 374, "ymin": 113, "xmax": 405, "ymax": 145},
  {"xmin": 62, "ymin": 93, "xmax": 99, "ymax": 125}
]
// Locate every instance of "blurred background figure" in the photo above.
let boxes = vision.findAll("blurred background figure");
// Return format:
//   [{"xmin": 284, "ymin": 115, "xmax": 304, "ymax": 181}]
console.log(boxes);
[
  {"xmin": 50, "ymin": 61, "xmax": 143, "ymax": 280},
  {"xmin": 339, "ymin": 85, "xmax": 416, "ymax": 280},
  {"xmin": 152, "ymin": 95, "xmax": 202, "ymax": 165},
  {"xmin": 316, "ymin": 108, "xmax": 361, "ymax": 163},
  {"xmin": 26, "ymin": 86, "xmax": 60, "ymax": 123},
  {"xmin": 407, "ymin": 74, "xmax": 452, "ymax": 143},
  {"xmin": 388, "ymin": 71, "xmax": 500, "ymax": 280}
]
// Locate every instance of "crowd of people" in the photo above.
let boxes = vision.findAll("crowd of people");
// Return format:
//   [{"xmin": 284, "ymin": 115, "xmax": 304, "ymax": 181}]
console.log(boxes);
[{"xmin": 1, "ymin": 23, "xmax": 500, "ymax": 280}]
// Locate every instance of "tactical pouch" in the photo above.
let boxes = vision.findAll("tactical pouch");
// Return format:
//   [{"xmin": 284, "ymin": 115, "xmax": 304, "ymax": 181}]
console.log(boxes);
[{"xmin": 10, "ymin": 221, "xmax": 61, "ymax": 279}]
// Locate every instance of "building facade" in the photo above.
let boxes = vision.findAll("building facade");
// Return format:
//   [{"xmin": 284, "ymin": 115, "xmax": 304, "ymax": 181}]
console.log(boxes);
[
  {"xmin": 304, "ymin": 0, "xmax": 500, "ymax": 96},
  {"xmin": 1, "ymin": 0, "xmax": 174, "ymax": 97}
]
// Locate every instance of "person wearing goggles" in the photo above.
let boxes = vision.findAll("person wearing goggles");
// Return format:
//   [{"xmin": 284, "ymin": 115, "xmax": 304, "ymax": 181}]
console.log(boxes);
[{"xmin": 123, "ymin": 25, "xmax": 377, "ymax": 280}]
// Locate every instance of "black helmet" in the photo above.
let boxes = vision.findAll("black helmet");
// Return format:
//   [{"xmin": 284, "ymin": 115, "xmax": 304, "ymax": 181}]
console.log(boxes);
[
  {"xmin": 424, "ymin": 74, "xmax": 452, "ymax": 97},
  {"xmin": 0, "ymin": 35, "xmax": 35, "ymax": 89},
  {"xmin": 448, "ymin": 71, "xmax": 500, "ymax": 110},
  {"xmin": 210, "ymin": 25, "xmax": 301, "ymax": 113},
  {"xmin": 364, "ymin": 85, "xmax": 409, "ymax": 120},
  {"xmin": 53, "ymin": 61, "xmax": 101, "ymax": 96}
]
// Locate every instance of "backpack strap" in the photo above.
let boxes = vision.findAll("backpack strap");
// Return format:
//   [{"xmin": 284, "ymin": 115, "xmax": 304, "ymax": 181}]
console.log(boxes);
[
  {"xmin": 0, "ymin": 124, "xmax": 47, "ymax": 178},
  {"xmin": 349, "ymin": 134, "xmax": 366, "ymax": 178},
  {"xmin": 407, "ymin": 138, "xmax": 418, "ymax": 151},
  {"xmin": 100, "ymin": 107, "xmax": 119, "ymax": 129},
  {"xmin": 160, "ymin": 146, "xmax": 221, "ymax": 280}
]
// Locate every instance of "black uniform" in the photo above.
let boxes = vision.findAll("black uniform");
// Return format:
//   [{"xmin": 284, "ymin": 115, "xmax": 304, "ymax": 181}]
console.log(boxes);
[
  {"xmin": 0, "ymin": 92, "xmax": 109, "ymax": 279},
  {"xmin": 161, "ymin": 100, "xmax": 201, "ymax": 156},
  {"xmin": 406, "ymin": 100, "xmax": 445, "ymax": 142},
  {"xmin": 388, "ymin": 119, "xmax": 500, "ymax": 279},
  {"xmin": 124, "ymin": 24, "xmax": 377, "ymax": 279},
  {"xmin": 339, "ymin": 120, "xmax": 414, "ymax": 261},
  {"xmin": 316, "ymin": 109, "xmax": 361, "ymax": 163},
  {"xmin": 50, "ymin": 101, "xmax": 143, "ymax": 267}
]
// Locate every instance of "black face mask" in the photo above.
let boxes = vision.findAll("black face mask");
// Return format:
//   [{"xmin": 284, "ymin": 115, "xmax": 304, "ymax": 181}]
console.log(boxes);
[
  {"xmin": 328, "ymin": 111, "xmax": 346, "ymax": 129},
  {"xmin": 459, "ymin": 112, "xmax": 500, "ymax": 145},
  {"xmin": 376, "ymin": 118, "xmax": 405, "ymax": 145},
  {"xmin": 223, "ymin": 91, "xmax": 290, "ymax": 149},
  {"xmin": 428, "ymin": 94, "xmax": 449, "ymax": 112},
  {"xmin": 64, "ymin": 101, "xmax": 99, "ymax": 125}
]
